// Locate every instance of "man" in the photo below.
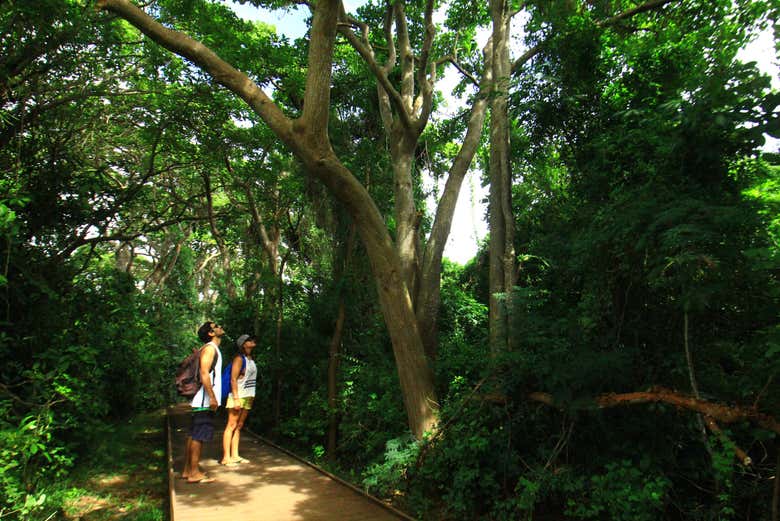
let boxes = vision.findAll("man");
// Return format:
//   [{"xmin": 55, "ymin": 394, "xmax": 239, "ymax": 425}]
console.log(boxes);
[{"xmin": 181, "ymin": 321, "xmax": 224, "ymax": 483}]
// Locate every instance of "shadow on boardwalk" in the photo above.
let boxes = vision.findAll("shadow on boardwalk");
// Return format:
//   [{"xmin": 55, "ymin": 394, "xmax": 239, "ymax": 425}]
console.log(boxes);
[{"xmin": 167, "ymin": 404, "xmax": 414, "ymax": 521}]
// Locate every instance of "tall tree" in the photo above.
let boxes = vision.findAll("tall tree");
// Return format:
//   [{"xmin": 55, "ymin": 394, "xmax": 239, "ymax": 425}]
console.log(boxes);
[
  {"xmin": 487, "ymin": 0, "xmax": 515, "ymax": 354},
  {"xmin": 96, "ymin": 0, "xmax": 439, "ymax": 437},
  {"xmin": 337, "ymin": 0, "xmax": 492, "ymax": 361}
]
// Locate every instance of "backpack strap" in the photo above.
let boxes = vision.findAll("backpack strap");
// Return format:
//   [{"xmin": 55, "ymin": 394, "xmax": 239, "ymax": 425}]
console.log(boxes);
[{"xmin": 202, "ymin": 342, "xmax": 218, "ymax": 373}]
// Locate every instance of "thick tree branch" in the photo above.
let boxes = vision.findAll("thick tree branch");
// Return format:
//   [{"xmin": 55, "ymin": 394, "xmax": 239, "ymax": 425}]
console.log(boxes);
[
  {"xmin": 438, "ymin": 55, "xmax": 480, "ymax": 88},
  {"xmin": 0, "ymin": 381, "xmax": 39, "ymax": 408},
  {"xmin": 413, "ymin": 0, "xmax": 436, "ymax": 126},
  {"xmin": 0, "ymin": 85, "xmax": 144, "ymax": 149},
  {"xmin": 393, "ymin": 2, "xmax": 414, "ymax": 113},
  {"xmin": 337, "ymin": 20, "xmax": 412, "ymax": 130},
  {"xmin": 57, "ymin": 213, "xmax": 217, "ymax": 258},
  {"xmin": 420, "ymin": 44, "xmax": 492, "ymax": 292},
  {"xmin": 416, "ymin": 64, "xmax": 435, "ymax": 132},
  {"xmin": 299, "ymin": 0, "xmax": 338, "ymax": 138},
  {"xmin": 511, "ymin": 44, "xmax": 542, "ymax": 74},
  {"xmin": 596, "ymin": 0, "xmax": 676, "ymax": 27},
  {"xmin": 195, "ymin": 251, "xmax": 221, "ymax": 274},
  {"xmin": 512, "ymin": 0, "xmax": 680, "ymax": 74},
  {"xmin": 96, "ymin": 0, "xmax": 294, "ymax": 144},
  {"xmin": 414, "ymin": 37, "xmax": 494, "ymax": 360},
  {"xmin": 415, "ymin": 0, "xmax": 435, "ymax": 86},
  {"xmin": 380, "ymin": 1, "xmax": 396, "ymax": 75}
]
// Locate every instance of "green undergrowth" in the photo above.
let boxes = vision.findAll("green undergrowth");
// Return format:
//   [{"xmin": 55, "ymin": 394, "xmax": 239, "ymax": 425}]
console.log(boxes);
[{"xmin": 32, "ymin": 410, "xmax": 168, "ymax": 521}]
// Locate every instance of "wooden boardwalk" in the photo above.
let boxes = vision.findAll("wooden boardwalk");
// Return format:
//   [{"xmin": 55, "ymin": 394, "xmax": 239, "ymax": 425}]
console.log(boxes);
[{"xmin": 167, "ymin": 404, "xmax": 413, "ymax": 521}]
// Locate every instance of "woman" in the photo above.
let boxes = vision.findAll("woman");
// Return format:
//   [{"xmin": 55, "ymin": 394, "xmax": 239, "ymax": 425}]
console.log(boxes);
[{"xmin": 220, "ymin": 333, "xmax": 257, "ymax": 466}]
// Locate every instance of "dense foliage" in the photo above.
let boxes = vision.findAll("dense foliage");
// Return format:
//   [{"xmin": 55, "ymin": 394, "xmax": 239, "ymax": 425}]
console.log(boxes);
[{"xmin": 1, "ymin": 0, "xmax": 778, "ymax": 519}]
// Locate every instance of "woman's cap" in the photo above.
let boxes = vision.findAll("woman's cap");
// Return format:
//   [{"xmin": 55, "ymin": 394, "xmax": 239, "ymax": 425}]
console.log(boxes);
[{"xmin": 236, "ymin": 334, "xmax": 255, "ymax": 348}]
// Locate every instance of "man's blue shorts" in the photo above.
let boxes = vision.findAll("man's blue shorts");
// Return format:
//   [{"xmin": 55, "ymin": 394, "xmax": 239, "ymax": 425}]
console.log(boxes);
[{"xmin": 190, "ymin": 410, "xmax": 216, "ymax": 442}]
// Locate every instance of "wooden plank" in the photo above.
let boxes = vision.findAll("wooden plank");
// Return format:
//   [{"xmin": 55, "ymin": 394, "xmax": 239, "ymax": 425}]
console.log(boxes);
[
  {"xmin": 167, "ymin": 404, "xmax": 414, "ymax": 521},
  {"xmin": 250, "ymin": 432, "xmax": 417, "ymax": 521}
]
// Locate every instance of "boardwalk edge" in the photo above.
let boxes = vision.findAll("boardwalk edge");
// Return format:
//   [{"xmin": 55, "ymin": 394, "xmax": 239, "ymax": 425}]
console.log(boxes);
[
  {"xmin": 247, "ymin": 428, "xmax": 418, "ymax": 521},
  {"xmin": 166, "ymin": 406, "xmax": 176, "ymax": 521}
]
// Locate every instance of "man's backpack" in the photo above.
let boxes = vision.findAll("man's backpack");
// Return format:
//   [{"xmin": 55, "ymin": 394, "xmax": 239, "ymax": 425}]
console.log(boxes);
[
  {"xmin": 220, "ymin": 355, "xmax": 246, "ymax": 402},
  {"xmin": 175, "ymin": 346, "xmax": 216, "ymax": 399}
]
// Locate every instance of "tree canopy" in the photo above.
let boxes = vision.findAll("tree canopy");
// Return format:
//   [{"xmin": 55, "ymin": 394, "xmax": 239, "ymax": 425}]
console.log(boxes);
[{"xmin": 1, "ymin": 0, "xmax": 778, "ymax": 519}]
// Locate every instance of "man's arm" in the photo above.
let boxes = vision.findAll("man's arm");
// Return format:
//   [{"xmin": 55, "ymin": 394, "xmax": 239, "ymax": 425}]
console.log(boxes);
[{"xmin": 199, "ymin": 344, "xmax": 218, "ymax": 410}]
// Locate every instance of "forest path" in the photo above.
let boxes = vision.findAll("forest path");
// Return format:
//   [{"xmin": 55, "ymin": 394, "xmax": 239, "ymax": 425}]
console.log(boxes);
[{"xmin": 167, "ymin": 404, "xmax": 413, "ymax": 521}]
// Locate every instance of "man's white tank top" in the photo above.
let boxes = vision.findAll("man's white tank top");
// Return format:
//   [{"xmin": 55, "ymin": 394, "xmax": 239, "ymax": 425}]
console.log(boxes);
[{"xmin": 190, "ymin": 341, "xmax": 222, "ymax": 408}]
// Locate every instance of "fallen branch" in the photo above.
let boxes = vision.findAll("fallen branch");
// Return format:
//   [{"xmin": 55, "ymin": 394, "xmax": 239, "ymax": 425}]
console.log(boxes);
[
  {"xmin": 528, "ymin": 386, "xmax": 780, "ymax": 436},
  {"xmin": 703, "ymin": 416, "xmax": 752, "ymax": 466}
]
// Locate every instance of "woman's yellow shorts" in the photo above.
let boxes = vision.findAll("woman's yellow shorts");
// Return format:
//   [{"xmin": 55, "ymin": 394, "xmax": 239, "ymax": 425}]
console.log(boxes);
[{"xmin": 226, "ymin": 396, "xmax": 254, "ymax": 410}]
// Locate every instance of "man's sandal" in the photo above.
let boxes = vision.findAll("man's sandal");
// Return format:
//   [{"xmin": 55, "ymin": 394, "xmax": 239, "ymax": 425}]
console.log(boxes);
[{"xmin": 187, "ymin": 475, "xmax": 217, "ymax": 484}]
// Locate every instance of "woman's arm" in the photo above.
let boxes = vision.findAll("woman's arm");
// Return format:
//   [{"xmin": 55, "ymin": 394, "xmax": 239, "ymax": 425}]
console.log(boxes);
[{"xmin": 230, "ymin": 355, "xmax": 243, "ymax": 407}]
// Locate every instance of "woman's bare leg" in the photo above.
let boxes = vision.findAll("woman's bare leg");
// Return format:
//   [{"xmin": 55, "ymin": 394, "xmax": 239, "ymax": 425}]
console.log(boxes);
[
  {"xmin": 232, "ymin": 409, "xmax": 250, "ymax": 461},
  {"xmin": 221, "ymin": 409, "xmax": 240, "ymax": 464}
]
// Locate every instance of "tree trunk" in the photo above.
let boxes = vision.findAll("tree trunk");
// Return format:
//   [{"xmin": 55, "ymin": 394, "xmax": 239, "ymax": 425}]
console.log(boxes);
[
  {"xmin": 240, "ymin": 176, "xmax": 288, "ymax": 426},
  {"xmin": 684, "ymin": 311, "xmax": 713, "ymax": 458},
  {"xmin": 154, "ymin": 239, "xmax": 183, "ymax": 289},
  {"xmin": 313, "ymin": 159, "xmax": 437, "ymax": 438},
  {"xmin": 415, "ymin": 42, "xmax": 494, "ymax": 361},
  {"xmin": 327, "ymin": 297, "xmax": 346, "ymax": 459},
  {"xmin": 203, "ymin": 171, "xmax": 237, "ymax": 299},
  {"xmin": 327, "ymin": 223, "xmax": 356, "ymax": 458},
  {"xmin": 488, "ymin": 0, "xmax": 515, "ymax": 355},
  {"xmin": 199, "ymin": 259, "xmax": 217, "ymax": 303},
  {"xmin": 272, "ymin": 256, "xmax": 285, "ymax": 428},
  {"xmin": 339, "ymin": 2, "xmax": 493, "ymax": 362},
  {"xmin": 390, "ymin": 131, "xmax": 421, "ymax": 297},
  {"xmin": 115, "ymin": 242, "xmax": 134, "ymax": 273}
]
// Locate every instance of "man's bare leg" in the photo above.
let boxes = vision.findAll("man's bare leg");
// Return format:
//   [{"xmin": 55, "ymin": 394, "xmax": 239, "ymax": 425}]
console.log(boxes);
[
  {"xmin": 182, "ymin": 436, "xmax": 193, "ymax": 479},
  {"xmin": 186, "ymin": 439, "xmax": 211, "ymax": 482}
]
